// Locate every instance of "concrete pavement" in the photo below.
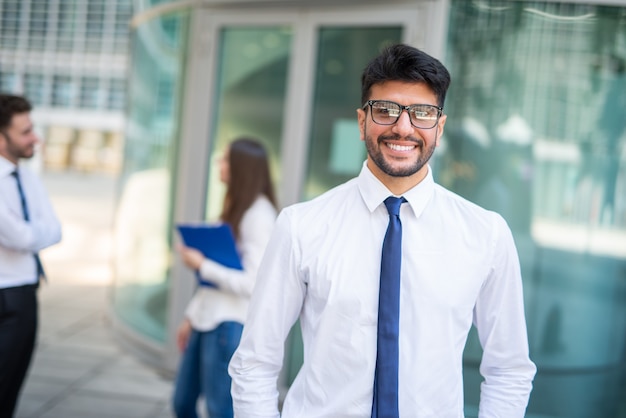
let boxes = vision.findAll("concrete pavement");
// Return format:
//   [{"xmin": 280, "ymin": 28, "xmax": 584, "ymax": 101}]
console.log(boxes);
[{"xmin": 14, "ymin": 170, "xmax": 175, "ymax": 418}]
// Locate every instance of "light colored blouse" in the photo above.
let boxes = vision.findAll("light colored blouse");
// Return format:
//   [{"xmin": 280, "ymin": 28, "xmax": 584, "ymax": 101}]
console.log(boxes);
[{"xmin": 185, "ymin": 194, "xmax": 277, "ymax": 332}]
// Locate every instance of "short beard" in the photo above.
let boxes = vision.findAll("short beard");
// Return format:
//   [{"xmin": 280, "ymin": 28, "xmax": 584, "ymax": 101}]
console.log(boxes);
[
  {"xmin": 365, "ymin": 131, "xmax": 437, "ymax": 178},
  {"xmin": 1, "ymin": 131, "xmax": 34, "ymax": 160}
]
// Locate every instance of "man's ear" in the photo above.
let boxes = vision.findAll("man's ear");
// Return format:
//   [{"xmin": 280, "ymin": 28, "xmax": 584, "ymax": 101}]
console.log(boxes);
[
  {"xmin": 435, "ymin": 114, "xmax": 447, "ymax": 147},
  {"xmin": 357, "ymin": 108, "xmax": 366, "ymax": 141},
  {"xmin": 0, "ymin": 132, "xmax": 8, "ymax": 158}
]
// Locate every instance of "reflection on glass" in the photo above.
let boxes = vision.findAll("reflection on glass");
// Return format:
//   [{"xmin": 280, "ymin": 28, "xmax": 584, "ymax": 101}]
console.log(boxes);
[
  {"xmin": 303, "ymin": 27, "xmax": 402, "ymax": 200},
  {"xmin": 443, "ymin": 2, "xmax": 626, "ymax": 417},
  {"xmin": 0, "ymin": 0, "xmax": 19, "ymax": 48},
  {"xmin": 24, "ymin": 73, "xmax": 45, "ymax": 106},
  {"xmin": 28, "ymin": 0, "xmax": 48, "ymax": 49},
  {"xmin": 52, "ymin": 75, "xmax": 73, "ymax": 107},
  {"xmin": 205, "ymin": 27, "xmax": 292, "ymax": 220},
  {"xmin": 0, "ymin": 71, "xmax": 17, "ymax": 91},
  {"xmin": 112, "ymin": 11, "xmax": 189, "ymax": 343},
  {"xmin": 79, "ymin": 77, "xmax": 101, "ymax": 109},
  {"xmin": 108, "ymin": 78, "xmax": 127, "ymax": 111},
  {"xmin": 57, "ymin": 0, "xmax": 77, "ymax": 51}
]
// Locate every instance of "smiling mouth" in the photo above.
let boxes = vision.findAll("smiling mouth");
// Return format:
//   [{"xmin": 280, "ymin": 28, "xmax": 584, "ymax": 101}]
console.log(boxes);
[{"xmin": 385, "ymin": 142, "xmax": 416, "ymax": 152}]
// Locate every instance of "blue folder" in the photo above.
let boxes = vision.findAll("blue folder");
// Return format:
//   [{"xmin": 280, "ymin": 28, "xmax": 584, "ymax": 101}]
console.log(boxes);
[{"xmin": 176, "ymin": 223, "xmax": 243, "ymax": 287}]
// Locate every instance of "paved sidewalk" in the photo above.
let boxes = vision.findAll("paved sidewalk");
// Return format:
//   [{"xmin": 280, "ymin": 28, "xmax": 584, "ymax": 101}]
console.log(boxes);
[{"xmin": 14, "ymin": 170, "xmax": 175, "ymax": 418}]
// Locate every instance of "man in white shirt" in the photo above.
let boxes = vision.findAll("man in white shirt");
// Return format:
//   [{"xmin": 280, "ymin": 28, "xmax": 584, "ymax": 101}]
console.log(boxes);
[
  {"xmin": 229, "ymin": 44, "xmax": 536, "ymax": 417},
  {"xmin": 0, "ymin": 94, "xmax": 61, "ymax": 418}
]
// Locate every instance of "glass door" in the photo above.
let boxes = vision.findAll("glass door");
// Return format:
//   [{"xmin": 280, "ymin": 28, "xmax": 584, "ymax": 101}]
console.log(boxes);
[
  {"xmin": 202, "ymin": 6, "xmax": 425, "ymax": 215},
  {"xmin": 198, "ymin": 5, "xmax": 425, "ymax": 390}
]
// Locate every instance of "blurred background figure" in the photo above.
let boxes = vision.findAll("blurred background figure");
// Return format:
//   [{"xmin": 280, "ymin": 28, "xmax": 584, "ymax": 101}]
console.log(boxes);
[
  {"xmin": 0, "ymin": 94, "xmax": 61, "ymax": 418},
  {"xmin": 173, "ymin": 138, "xmax": 278, "ymax": 418}
]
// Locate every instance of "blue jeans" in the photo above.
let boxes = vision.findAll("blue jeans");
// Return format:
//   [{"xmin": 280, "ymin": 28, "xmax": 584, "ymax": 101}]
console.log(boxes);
[{"xmin": 172, "ymin": 321, "xmax": 243, "ymax": 418}]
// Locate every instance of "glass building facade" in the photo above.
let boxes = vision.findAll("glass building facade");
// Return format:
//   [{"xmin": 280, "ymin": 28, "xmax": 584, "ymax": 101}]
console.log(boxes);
[
  {"xmin": 115, "ymin": 1, "xmax": 626, "ymax": 416},
  {"xmin": 0, "ymin": 0, "xmax": 131, "ymax": 111},
  {"xmin": 0, "ymin": 0, "xmax": 133, "ymax": 173}
]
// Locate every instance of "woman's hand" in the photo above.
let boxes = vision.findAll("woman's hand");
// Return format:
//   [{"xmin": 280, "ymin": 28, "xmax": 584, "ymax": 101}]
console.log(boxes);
[
  {"xmin": 176, "ymin": 318, "xmax": 192, "ymax": 353},
  {"xmin": 177, "ymin": 243, "xmax": 205, "ymax": 270}
]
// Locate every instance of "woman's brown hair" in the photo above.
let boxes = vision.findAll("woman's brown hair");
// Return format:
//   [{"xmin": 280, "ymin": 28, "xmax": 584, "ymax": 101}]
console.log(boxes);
[{"xmin": 220, "ymin": 137, "xmax": 277, "ymax": 239}]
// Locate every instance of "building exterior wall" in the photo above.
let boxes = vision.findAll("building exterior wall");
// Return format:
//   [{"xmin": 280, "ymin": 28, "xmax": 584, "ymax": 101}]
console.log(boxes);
[{"xmin": 0, "ymin": 0, "xmax": 132, "ymax": 173}]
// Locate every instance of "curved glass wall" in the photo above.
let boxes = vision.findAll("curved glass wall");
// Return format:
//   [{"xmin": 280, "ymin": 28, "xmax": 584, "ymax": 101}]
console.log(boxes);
[
  {"xmin": 111, "ymin": 9, "xmax": 189, "ymax": 342},
  {"xmin": 441, "ymin": 2, "xmax": 626, "ymax": 417}
]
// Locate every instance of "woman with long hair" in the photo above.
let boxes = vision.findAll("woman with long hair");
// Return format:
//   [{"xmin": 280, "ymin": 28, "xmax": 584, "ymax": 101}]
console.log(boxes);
[{"xmin": 172, "ymin": 137, "xmax": 278, "ymax": 418}]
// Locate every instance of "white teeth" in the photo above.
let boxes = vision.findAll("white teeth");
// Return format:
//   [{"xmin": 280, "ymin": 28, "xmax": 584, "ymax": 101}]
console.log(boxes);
[{"xmin": 387, "ymin": 143, "xmax": 415, "ymax": 151}]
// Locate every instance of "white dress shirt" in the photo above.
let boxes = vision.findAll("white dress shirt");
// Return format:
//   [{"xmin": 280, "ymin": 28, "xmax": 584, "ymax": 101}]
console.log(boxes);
[
  {"xmin": 185, "ymin": 195, "xmax": 277, "ymax": 332},
  {"xmin": 229, "ymin": 162, "xmax": 536, "ymax": 418},
  {"xmin": 0, "ymin": 156, "xmax": 62, "ymax": 288}
]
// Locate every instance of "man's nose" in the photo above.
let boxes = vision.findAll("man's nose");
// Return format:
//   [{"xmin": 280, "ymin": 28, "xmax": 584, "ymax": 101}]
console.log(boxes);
[{"xmin": 392, "ymin": 109, "xmax": 414, "ymax": 135}]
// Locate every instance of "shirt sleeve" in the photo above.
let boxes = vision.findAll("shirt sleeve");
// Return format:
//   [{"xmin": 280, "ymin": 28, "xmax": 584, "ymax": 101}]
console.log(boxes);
[
  {"xmin": 475, "ymin": 214, "xmax": 536, "ymax": 417},
  {"xmin": 0, "ymin": 174, "xmax": 61, "ymax": 252},
  {"xmin": 197, "ymin": 199, "xmax": 276, "ymax": 297},
  {"xmin": 229, "ymin": 208, "xmax": 307, "ymax": 418}
]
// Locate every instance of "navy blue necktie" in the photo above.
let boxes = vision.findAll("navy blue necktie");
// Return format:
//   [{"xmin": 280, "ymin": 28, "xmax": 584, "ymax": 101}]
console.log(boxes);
[
  {"xmin": 372, "ymin": 196, "xmax": 406, "ymax": 418},
  {"xmin": 11, "ymin": 170, "xmax": 46, "ymax": 282}
]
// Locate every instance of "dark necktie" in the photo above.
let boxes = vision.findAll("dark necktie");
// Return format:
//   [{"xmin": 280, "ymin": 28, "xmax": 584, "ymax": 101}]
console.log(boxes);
[
  {"xmin": 11, "ymin": 170, "xmax": 46, "ymax": 282},
  {"xmin": 372, "ymin": 196, "xmax": 406, "ymax": 418}
]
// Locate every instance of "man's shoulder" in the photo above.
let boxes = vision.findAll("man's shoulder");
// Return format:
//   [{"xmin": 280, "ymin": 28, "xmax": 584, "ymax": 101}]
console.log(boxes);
[
  {"xmin": 16, "ymin": 163, "xmax": 40, "ymax": 178},
  {"xmin": 17, "ymin": 165, "xmax": 48, "ymax": 190},
  {"xmin": 432, "ymin": 182, "xmax": 504, "ymax": 224},
  {"xmin": 278, "ymin": 178, "xmax": 360, "ymax": 228},
  {"xmin": 288, "ymin": 178, "xmax": 358, "ymax": 211}
]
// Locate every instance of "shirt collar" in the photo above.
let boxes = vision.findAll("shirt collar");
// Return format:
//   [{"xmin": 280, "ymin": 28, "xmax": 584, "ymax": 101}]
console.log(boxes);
[
  {"xmin": 0, "ymin": 155, "xmax": 17, "ymax": 178},
  {"xmin": 357, "ymin": 160, "xmax": 435, "ymax": 218}
]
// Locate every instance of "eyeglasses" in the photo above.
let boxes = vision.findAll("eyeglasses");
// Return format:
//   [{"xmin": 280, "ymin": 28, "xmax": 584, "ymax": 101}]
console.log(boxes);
[{"xmin": 362, "ymin": 100, "xmax": 442, "ymax": 129}]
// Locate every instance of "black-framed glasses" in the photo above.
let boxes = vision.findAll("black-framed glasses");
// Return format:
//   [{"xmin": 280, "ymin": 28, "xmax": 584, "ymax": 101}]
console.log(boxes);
[{"xmin": 362, "ymin": 100, "xmax": 442, "ymax": 129}]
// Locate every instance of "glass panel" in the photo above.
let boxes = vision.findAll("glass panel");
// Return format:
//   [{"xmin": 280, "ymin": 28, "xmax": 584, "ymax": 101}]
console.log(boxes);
[
  {"xmin": 28, "ymin": 0, "xmax": 49, "ymax": 49},
  {"xmin": 52, "ymin": 75, "xmax": 74, "ymax": 107},
  {"xmin": 113, "ymin": 1, "xmax": 133, "ymax": 53},
  {"xmin": 112, "ymin": 10, "xmax": 189, "ymax": 343},
  {"xmin": 85, "ymin": 0, "xmax": 106, "ymax": 52},
  {"xmin": 24, "ymin": 73, "xmax": 45, "ymax": 106},
  {"xmin": 205, "ymin": 27, "xmax": 292, "ymax": 221},
  {"xmin": 57, "ymin": 0, "xmax": 77, "ymax": 51},
  {"xmin": 0, "ymin": 71, "xmax": 18, "ymax": 92},
  {"xmin": 1, "ymin": 0, "xmax": 21, "ymax": 48},
  {"xmin": 302, "ymin": 27, "xmax": 403, "ymax": 200},
  {"xmin": 285, "ymin": 26, "xmax": 403, "ymax": 386},
  {"xmin": 107, "ymin": 78, "xmax": 126, "ymax": 110},
  {"xmin": 79, "ymin": 76, "xmax": 102, "ymax": 109},
  {"xmin": 443, "ymin": 2, "xmax": 626, "ymax": 417}
]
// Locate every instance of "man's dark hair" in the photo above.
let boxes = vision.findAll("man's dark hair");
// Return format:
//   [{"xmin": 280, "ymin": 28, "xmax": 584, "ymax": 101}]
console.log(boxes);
[
  {"xmin": 361, "ymin": 44, "xmax": 451, "ymax": 108},
  {"xmin": 0, "ymin": 94, "xmax": 32, "ymax": 131}
]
